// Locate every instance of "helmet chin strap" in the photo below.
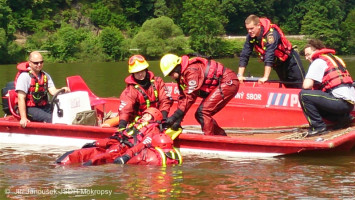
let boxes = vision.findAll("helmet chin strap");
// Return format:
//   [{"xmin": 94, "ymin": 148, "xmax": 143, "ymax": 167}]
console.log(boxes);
[{"xmin": 134, "ymin": 70, "xmax": 151, "ymax": 89}]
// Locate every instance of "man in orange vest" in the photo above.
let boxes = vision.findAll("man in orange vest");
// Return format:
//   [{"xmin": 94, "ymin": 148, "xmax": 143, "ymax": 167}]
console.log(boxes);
[
  {"xmin": 238, "ymin": 14, "xmax": 305, "ymax": 88},
  {"xmin": 300, "ymin": 39, "xmax": 355, "ymax": 137},
  {"xmin": 15, "ymin": 51, "xmax": 69, "ymax": 128}
]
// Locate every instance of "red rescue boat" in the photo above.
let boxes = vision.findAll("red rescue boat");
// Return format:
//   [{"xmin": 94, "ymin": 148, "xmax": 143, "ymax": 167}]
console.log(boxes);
[{"xmin": 1, "ymin": 75, "xmax": 354, "ymax": 158}]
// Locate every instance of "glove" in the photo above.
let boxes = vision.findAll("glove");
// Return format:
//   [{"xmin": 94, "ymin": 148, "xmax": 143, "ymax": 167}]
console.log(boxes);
[
  {"xmin": 166, "ymin": 116, "xmax": 176, "ymax": 126},
  {"xmin": 114, "ymin": 154, "xmax": 131, "ymax": 164},
  {"xmin": 142, "ymin": 136, "xmax": 152, "ymax": 147},
  {"xmin": 171, "ymin": 122, "xmax": 182, "ymax": 131},
  {"xmin": 171, "ymin": 117, "xmax": 183, "ymax": 131},
  {"xmin": 118, "ymin": 119, "xmax": 128, "ymax": 129},
  {"xmin": 82, "ymin": 142, "xmax": 96, "ymax": 148},
  {"xmin": 166, "ymin": 109, "xmax": 184, "ymax": 125},
  {"xmin": 161, "ymin": 110, "xmax": 168, "ymax": 122},
  {"xmin": 110, "ymin": 128, "xmax": 126, "ymax": 140}
]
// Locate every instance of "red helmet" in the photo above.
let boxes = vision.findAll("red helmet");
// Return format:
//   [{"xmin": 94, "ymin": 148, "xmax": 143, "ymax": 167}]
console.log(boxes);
[
  {"xmin": 142, "ymin": 107, "xmax": 163, "ymax": 121},
  {"xmin": 152, "ymin": 133, "xmax": 173, "ymax": 151}
]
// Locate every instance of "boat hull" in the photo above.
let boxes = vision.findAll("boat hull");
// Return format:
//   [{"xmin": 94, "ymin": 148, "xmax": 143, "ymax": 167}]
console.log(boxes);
[{"xmin": 1, "ymin": 116, "xmax": 355, "ymax": 158}]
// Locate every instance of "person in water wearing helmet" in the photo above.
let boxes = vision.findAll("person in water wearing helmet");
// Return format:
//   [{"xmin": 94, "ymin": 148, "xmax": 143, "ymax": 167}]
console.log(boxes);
[
  {"xmin": 159, "ymin": 54, "xmax": 239, "ymax": 136},
  {"xmin": 118, "ymin": 54, "xmax": 173, "ymax": 130},
  {"xmin": 56, "ymin": 107, "xmax": 181, "ymax": 166}
]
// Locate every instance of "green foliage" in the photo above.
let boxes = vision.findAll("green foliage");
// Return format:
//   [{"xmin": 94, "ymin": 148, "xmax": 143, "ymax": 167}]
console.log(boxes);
[
  {"xmin": 154, "ymin": 0, "xmax": 168, "ymax": 17},
  {"xmin": 131, "ymin": 16, "xmax": 188, "ymax": 58},
  {"xmin": 90, "ymin": 2, "xmax": 112, "ymax": 27},
  {"xmin": 99, "ymin": 26, "xmax": 126, "ymax": 61},
  {"xmin": 44, "ymin": 24, "xmax": 85, "ymax": 62},
  {"xmin": 2, "ymin": 0, "xmax": 355, "ymax": 64},
  {"xmin": 182, "ymin": 0, "xmax": 227, "ymax": 56},
  {"xmin": 218, "ymin": 39, "xmax": 245, "ymax": 58},
  {"xmin": 25, "ymin": 31, "xmax": 48, "ymax": 50},
  {"xmin": 300, "ymin": 1, "xmax": 345, "ymax": 50},
  {"xmin": 77, "ymin": 31, "xmax": 107, "ymax": 62},
  {"xmin": 341, "ymin": 8, "xmax": 355, "ymax": 54}
]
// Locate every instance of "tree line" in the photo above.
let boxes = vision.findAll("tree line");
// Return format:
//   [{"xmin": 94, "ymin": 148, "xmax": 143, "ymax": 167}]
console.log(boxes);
[{"xmin": 1, "ymin": 0, "xmax": 355, "ymax": 64}]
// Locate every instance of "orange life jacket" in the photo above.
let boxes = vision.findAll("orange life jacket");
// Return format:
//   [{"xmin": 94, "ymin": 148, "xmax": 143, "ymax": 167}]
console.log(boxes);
[
  {"xmin": 14, "ymin": 62, "xmax": 48, "ymax": 107},
  {"xmin": 180, "ymin": 55, "xmax": 225, "ymax": 93},
  {"xmin": 251, "ymin": 18, "xmax": 292, "ymax": 62},
  {"xmin": 311, "ymin": 48, "xmax": 353, "ymax": 92}
]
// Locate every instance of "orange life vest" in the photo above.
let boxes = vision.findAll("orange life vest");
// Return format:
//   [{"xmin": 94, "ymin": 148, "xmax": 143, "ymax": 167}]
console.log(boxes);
[
  {"xmin": 311, "ymin": 48, "xmax": 353, "ymax": 92},
  {"xmin": 180, "ymin": 55, "xmax": 225, "ymax": 93},
  {"xmin": 251, "ymin": 18, "xmax": 292, "ymax": 62},
  {"xmin": 14, "ymin": 62, "xmax": 48, "ymax": 107}
]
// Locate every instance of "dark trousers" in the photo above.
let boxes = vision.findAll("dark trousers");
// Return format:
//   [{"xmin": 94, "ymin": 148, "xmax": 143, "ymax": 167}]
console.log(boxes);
[
  {"xmin": 27, "ymin": 104, "xmax": 52, "ymax": 123},
  {"xmin": 275, "ymin": 49, "xmax": 305, "ymax": 88},
  {"xmin": 299, "ymin": 89, "xmax": 354, "ymax": 129}
]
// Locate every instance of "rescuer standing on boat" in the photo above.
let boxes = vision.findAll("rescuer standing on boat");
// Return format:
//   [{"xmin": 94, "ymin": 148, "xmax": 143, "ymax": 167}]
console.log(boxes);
[
  {"xmin": 15, "ymin": 51, "xmax": 69, "ymax": 128},
  {"xmin": 238, "ymin": 14, "xmax": 305, "ymax": 88},
  {"xmin": 118, "ymin": 55, "xmax": 172, "ymax": 129},
  {"xmin": 160, "ymin": 54, "xmax": 239, "ymax": 136},
  {"xmin": 299, "ymin": 39, "xmax": 355, "ymax": 137}
]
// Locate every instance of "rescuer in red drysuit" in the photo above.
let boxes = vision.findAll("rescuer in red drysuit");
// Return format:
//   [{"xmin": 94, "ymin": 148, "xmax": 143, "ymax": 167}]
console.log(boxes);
[
  {"xmin": 118, "ymin": 54, "xmax": 172, "ymax": 130},
  {"xmin": 56, "ymin": 107, "xmax": 181, "ymax": 166},
  {"xmin": 160, "ymin": 54, "xmax": 239, "ymax": 136}
]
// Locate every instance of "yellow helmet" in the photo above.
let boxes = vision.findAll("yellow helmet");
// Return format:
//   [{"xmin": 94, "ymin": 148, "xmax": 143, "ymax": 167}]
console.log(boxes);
[
  {"xmin": 160, "ymin": 54, "xmax": 181, "ymax": 77},
  {"xmin": 128, "ymin": 55, "xmax": 149, "ymax": 73}
]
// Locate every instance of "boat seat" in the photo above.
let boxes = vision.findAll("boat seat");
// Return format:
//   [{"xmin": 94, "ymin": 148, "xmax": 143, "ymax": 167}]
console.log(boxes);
[
  {"xmin": 66, "ymin": 75, "xmax": 106, "ymax": 107},
  {"xmin": 7, "ymin": 89, "xmax": 20, "ymax": 119}
]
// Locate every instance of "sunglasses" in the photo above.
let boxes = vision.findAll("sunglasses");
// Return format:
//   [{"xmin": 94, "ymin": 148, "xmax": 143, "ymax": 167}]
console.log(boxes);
[
  {"xmin": 30, "ymin": 61, "xmax": 44, "ymax": 65},
  {"xmin": 129, "ymin": 55, "xmax": 145, "ymax": 65}
]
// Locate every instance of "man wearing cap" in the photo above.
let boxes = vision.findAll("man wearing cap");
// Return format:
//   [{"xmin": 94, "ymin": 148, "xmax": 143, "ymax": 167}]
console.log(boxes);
[
  {"xmin": 160, "ymin": 54, "xmax": 239, "ymax": 136},
  {"xmin": 118, "ymin": 55, "xmax": 173, "ymax": 129}
]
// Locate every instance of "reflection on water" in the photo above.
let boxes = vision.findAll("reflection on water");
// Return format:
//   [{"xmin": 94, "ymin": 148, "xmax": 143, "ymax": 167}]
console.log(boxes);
[{"xmin": 1, "ymin": 144, "xmax": 355, "ymax": 199}]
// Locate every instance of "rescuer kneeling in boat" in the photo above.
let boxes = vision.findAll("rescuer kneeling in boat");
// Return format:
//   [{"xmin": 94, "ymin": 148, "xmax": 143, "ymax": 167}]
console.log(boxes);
[
  {"xmin": 15, "ymin": 51, "xmax": 69, "ymax": 128},
  {"xmin": 56, "ymin": 107, "xmax": 182, "ymax": 166},
  {"xmin": 299, "ymin": 39, "xmax": 355, "ymax": 137},
  {"xmin": 117, "ymin": 54, "xmax": 172, "ymax": 130},
  {"xmin": 160, "ymin": 54, "xmax": 239, "ymax": 136}
]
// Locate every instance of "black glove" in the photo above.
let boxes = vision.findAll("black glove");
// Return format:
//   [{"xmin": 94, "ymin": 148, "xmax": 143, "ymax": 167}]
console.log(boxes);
[
  {"xmin": 118, "ymin": 119, "xmax": 128, "ymax": 129},
  {"xmin": 166, "ymin": 109, "xmax": 184, "ymax": 126},
  {"xmin": 171, "ymin": 117, "xmax": 183, "ymax": 131},
  {"xmin": 114, "ymin": 154, "xmax": 131, "ymax": 164},
  {"xmin": 110, "ymin": 127, "xmax": 126, "ymax": 140},
  {"xmin": 161, "ymin": 110, "xmax": 168, "ymax": 121},
  {"xmin": 82, "ymin": 142, "xmax": 96, "ymax": 148}
]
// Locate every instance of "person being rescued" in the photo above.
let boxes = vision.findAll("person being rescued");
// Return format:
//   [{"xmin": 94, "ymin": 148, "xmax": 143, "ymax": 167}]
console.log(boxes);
[{"xmin": 56, "ymin": 107, "xmax": 182, "ymax": 166}]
